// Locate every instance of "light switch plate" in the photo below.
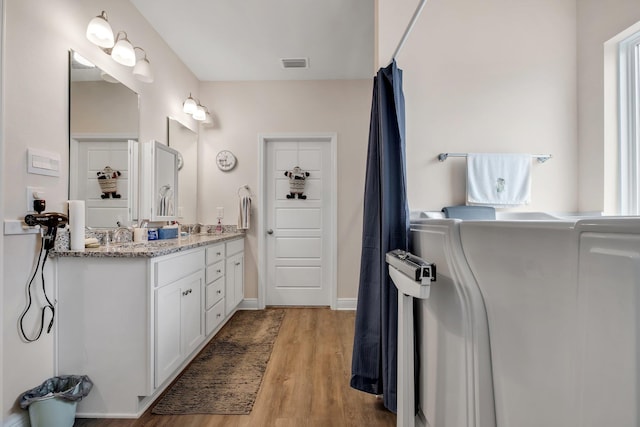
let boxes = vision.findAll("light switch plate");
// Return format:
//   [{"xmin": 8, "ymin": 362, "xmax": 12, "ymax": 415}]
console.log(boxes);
[{"xmin": 27, "ymin": 148, "xmax": 61, "ymax": 177}]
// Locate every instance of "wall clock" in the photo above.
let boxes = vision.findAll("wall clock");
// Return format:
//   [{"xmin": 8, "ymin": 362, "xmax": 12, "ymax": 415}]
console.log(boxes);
[{"xmin": 216, "ymin": 150, "xmax": 237, "ymax": 171}]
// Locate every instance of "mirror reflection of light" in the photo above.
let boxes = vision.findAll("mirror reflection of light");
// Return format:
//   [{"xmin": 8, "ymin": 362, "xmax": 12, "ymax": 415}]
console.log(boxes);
[{"xmin": 73, "ymin": 52, "xmax": 95, "ymax": 68}]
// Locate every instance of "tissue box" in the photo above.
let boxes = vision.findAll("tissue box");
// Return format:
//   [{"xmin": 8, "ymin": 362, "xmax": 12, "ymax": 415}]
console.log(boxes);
[{"xmin": 158, "ymin": 227, "xmax": 178, "ymax": 239}]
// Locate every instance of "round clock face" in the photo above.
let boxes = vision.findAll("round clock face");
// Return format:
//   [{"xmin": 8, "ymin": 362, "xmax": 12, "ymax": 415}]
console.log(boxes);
[{"xmin": 216, "ymin": 150, "xmax": 237, "ymax": 171}]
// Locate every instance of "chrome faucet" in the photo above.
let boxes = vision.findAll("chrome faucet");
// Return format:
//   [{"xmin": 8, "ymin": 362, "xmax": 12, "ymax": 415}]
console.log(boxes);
[{"xmin": 113, "ymin": 226, "xmax": 132, "ymax": 243}]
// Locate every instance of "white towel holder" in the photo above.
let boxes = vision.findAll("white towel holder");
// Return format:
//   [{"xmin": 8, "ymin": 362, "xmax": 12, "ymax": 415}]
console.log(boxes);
[
  {"xmin": 237, "ymin": 184, "xmax": 253, "ymax": 197},
  {"xmin": 438, "ymin": 152, "xmax": 552, "ymax": 163}
]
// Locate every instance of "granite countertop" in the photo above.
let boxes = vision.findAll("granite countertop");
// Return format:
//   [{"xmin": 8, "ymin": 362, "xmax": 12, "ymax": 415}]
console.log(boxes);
[{"xmin": 52, "ymin": 232, "xmax": 245, "ymax": 258}]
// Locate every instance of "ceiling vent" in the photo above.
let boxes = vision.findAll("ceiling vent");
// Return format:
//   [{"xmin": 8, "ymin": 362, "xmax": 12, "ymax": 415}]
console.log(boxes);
[{"xmin": 281, "ymin": 58, "xmax": 309, "ymax": 69}]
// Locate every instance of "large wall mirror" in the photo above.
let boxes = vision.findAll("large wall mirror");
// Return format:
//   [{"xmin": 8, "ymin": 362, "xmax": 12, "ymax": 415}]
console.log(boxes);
[
  {"xmin": 167, "ymin": 118, "xmax": 198, "ymax": 224},
  {"xmin": 68, "ymin": 50, "xmax": 140, "ymax": 228}
]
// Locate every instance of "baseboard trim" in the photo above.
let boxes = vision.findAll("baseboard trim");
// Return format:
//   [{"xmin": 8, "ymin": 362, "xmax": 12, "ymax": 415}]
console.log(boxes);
[
  {"xmin": 335, "ymin": 298, "xmax": 357, "ymax": 310},
  {"xmin": 238, "ymin": 298, "xmax": 259, "ymax": 310},
  {"xmin": 239, "ymin": 298, "xmax": 356, "ymax": 310}
]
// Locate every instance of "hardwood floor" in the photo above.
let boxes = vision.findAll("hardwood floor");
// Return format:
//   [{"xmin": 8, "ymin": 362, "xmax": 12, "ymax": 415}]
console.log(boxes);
[{"xmin": 74, "ymin": 308, "xmax": 396, "ymax": 427}]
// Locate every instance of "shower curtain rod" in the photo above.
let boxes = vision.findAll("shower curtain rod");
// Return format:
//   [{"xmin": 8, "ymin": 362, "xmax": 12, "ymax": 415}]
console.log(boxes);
[{"xmin": 390, "ymin": 0, "xmax": 429, "ymax": 63}]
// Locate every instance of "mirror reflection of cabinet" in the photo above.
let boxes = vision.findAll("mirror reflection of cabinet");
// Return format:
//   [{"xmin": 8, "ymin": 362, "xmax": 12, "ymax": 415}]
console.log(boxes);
[{"xmin": 140, "ymin": 141, "xmax": 179, "ymax": 221}]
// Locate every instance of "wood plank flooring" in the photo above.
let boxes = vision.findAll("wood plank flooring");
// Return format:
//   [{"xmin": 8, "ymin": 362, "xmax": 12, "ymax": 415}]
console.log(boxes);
[{"xmin": 74, "ymin": 308, "xmax": 396, "ymax": 427}]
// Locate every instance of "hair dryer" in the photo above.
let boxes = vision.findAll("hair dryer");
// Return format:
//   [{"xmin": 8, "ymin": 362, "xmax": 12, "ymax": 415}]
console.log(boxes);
[{"xmin": 24, "ymin": 212, "xmax": 69, "ymax": 250}]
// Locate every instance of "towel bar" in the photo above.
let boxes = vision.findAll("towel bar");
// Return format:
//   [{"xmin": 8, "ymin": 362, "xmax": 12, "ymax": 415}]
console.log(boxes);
[{"xmin": 438, "ymin": 153, "xmax": 552, "ymax": 163}]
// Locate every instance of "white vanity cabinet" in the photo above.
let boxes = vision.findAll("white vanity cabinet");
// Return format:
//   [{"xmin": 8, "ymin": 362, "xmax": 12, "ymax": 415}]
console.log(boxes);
[
  {"xmin": 55, "ymin": 235, "xmax": 244, "ymax": 418},
  {"xmin": 205, "ymin": 242, "xmax": 226, "ymax": 335},
  {"xmin": 225, "ymin": 238, "xmax": 245, "ymax": 315},
  {"xmin": 153, "ymin": 250, "xmax": 205, "ymax": 387}
]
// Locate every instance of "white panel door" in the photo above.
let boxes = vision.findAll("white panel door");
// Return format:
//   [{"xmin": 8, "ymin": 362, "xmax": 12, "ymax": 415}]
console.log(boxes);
[
  {"xmin": 72, "ymin": 139, "xmax": 130, "ymax": 228},
  {"xmin": 266, "ymin": 139, "xmax": 331, "ymax": 305}
]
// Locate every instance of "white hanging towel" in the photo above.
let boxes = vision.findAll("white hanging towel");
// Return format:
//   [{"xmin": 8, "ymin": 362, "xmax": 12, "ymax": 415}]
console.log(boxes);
[
  {"xmin": 466, "ymin": 153, "xmax": 532, "ymax": 206},
  {"xmin": 237, "ymin": 195, "xmax": 251, "ymax": 230}
]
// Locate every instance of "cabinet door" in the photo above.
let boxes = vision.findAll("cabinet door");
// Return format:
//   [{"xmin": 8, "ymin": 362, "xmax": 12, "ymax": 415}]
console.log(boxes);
[
  {"xmin": 181, "ymin": 271, "xmax": 204, "ymax": 357},
  {"xmin": 155, "ymin": 270, "xmax": 204, "ymax": 387},
  {"xmin": 225, "ymin": 252, "xmax": 244, "ymax": 314},
  {"xmin": 155, "ymin": 280, "xmax": 183, "ymax": 387}
]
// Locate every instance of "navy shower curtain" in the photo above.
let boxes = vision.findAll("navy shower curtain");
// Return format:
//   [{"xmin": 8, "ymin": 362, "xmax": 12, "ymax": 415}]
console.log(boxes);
[{"xmin": 350, "ymin": 60, "xmax": 409, "ymax": 413}]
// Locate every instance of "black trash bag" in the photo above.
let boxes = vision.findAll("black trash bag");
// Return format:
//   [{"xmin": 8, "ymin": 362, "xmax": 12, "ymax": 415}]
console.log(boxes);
[{"xmin": 19, "ymin": 375, "xmax": 93, "ymax": 409}]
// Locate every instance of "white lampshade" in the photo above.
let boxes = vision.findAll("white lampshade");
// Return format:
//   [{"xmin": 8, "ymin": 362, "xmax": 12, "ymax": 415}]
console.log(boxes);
[
  {"xmin": 133, "ymin": 57, "xmax": 153, "ymax": 83},
  {"xmin": 111, "ymin": 32, "xmax": 136, "ymax": 67},
  {"xmin": 72, "ymin": 51, "xmax": 95, "ymax": 68},
  {"xmin": 203, "ymin": 111, "xmax": 213, "ymax": 126},
  {"xmin": 86, "ymin": 11, "xmax": 114, "ymax": 48},
  {"xmin": 193, "ymin": 104, "xmax": 206, "ymax": 121},
  {"xmin": 183, "ymin": 95, "xmax": 197, "ymax": 114}
]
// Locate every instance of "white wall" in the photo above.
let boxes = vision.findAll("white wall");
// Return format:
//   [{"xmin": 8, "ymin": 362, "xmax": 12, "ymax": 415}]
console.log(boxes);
[
  {"xmin": 378, "ymin": 0, "xmax": 578, "ymax": 213},
  {"xmin": 197, "ymin": 80, "xmax": 371, "ymax": 302},
  {"xmin": 577, "ymin": 0, "xmax": 640, "ymax": 213},
  {"xmin": 2, "ymin": 0, "xmax": 198, "ymax": 420}
]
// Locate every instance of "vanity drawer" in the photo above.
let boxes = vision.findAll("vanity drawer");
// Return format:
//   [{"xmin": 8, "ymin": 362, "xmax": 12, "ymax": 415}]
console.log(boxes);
[
  {"xmin": 205, "ymin": 277, "xmax": 224, "ymax": 309},
  {"xmin": 205, "ymin": 299, "xmax": 225, "ymax": 336},
  {"xmin": 206, "ymin": 260, "xmax": 225, "ymax": 284},
  {"xmin": 226, "ymin": 238, "xmax": 244, "ymax": 256},
  {"xmin": 154, "ymin": 249, "xmax": 205, "ymax": 288},
  {"xmin": 206, "ymin": 243, "xmax": 225, "ymax": 265}
]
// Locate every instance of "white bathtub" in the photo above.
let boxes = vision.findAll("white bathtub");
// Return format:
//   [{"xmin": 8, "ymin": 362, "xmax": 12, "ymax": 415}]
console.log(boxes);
[
  {"xmin": 404, "ymin": 215, "xmax": 640, "ymax": 427},
  {"xmin": 407, "ymin": 218, "xmax": 496, "ymax": 427}
]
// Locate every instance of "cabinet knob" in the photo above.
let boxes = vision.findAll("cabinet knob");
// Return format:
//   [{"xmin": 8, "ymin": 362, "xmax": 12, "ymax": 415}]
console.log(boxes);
[
  {"xmin": 216, "ymin": 252, "xmax": 221, "ymax": 256},
  {"xmin": 217, "ymin": 290, "xmax": 222, "ymax": 294},
  {"xmin": 216, "ymin": 313, "xmax": 221, "ymax": 318},
  {"xmin": 267, "ymin": 229, "xmax": 273, "ymax": 235},
  {"xmin": 216, "ymin": 269, "xmax": 221, "ymax": 273},
  {"xmin": 235, "ymin": 262, "xmax": 241, "ymax": 266},
  {"xmin": 182, "ymin": 288, "xmax": 193, "ymax": 296}
]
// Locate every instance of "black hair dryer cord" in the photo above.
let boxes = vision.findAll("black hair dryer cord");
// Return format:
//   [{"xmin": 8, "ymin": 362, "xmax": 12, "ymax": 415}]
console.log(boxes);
[{"xmin": 18, "ymin": 233, "xmax": 55, "ymax": 342}]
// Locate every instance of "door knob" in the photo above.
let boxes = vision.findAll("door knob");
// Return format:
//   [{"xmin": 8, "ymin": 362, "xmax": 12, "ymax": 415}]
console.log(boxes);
[{"xmin": 267, "ymin": 229, "xmax": 273, "ymax": 235}]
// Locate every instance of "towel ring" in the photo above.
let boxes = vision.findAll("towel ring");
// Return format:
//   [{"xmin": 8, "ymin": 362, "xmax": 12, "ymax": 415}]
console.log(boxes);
[{"xmin": 238, "ymin": 185, "xmax": 252, "ymax": 197}]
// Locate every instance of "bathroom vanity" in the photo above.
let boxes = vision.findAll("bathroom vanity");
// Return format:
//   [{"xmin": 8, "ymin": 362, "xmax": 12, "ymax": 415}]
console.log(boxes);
[{"xmin": 53, "ymin": 234, "xmax": 244, "ymax": 418}]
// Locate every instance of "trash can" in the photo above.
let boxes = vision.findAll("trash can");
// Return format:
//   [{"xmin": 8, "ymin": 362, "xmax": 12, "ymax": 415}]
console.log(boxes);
[{"xmin": 19, "ymin": 375, "xmax": 93, "ymax": 427}]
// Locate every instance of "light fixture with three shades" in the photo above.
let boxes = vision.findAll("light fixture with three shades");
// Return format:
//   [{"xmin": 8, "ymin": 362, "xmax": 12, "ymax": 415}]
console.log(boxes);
[{"xmin": 86, "ymin": 11, "xmax": 153, "ymax": 83}]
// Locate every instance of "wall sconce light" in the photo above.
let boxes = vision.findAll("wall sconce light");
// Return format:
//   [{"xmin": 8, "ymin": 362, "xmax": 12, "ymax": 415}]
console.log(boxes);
[
  {"xmin": 183, "ymin": 93, "xmax": 198, "ymax": 115},
  {"xmin": 182, "ymin": 94, "xmax": 213, "ymax": 125},
  {"xmin": 86, "ymin": 11, "xmax": 153, "ymax": 83},
  {"xmin": 133, "ymin": 47, "xmax": 154, "ymax": 83},
  {"xmin": 111, "ymin": 31, "xmax": 136, "ymax": 66},
  {"xmin": 86, "ymin": 11, "xmax": 114, "ymax": 48}
]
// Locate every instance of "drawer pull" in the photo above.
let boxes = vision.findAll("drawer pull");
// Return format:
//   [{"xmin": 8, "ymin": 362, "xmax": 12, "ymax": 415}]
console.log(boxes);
[
  {"xmin": 217, "ymin": 290, "xmax": 222, "ymax": 294},
  {"xmin": 216, "ymin": 269, "xmax": 221, "ymax": 273},
  {"xmin": 235, "ymin": 262, "xmax": 241, "ymax": 266},
  {"xmin": 217, "ymin": 313, "xmax": 221, "ymax": 318},
  {"xmin": 216, "ymin": 252, "xmax": 221, "ymax": 256}
]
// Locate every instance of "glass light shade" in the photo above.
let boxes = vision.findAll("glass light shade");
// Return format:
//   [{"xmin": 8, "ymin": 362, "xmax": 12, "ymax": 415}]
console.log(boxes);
[
  {"xmin": 111, "ymin": 33, "xmax": 136, "ymax": 67},
  {"xmin": 203, "ymin": 111, "xmax": 213, "ymax": 125},
  {"xmin": 133, "ymin": 58, "xmax": 153, "ymax": 83},
  {"xmin": 193, "ymin": 105, "xmax": 206, "ymax": 121},
  {"xmin": 86, "ymin": 11, "xmax": 114, "ymax": 48},
  {"xmin": 72, "ymin": 52, "xmax": 95, "ymax": 68},
  {"xmin": 183, "ymin": 96, "xmax": 197, "ymax": 114}
]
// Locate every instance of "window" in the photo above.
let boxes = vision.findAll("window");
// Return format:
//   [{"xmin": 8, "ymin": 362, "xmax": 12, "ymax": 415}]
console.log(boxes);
[{"xmin": 619, "ymin": 32, "xmax": 640, "ymax": 215}]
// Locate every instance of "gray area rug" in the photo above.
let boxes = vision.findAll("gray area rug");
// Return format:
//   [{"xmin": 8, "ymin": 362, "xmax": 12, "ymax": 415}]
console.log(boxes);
[{"xmin": 152, "ymin": 309, "xmax": 286, "ymax": 415}]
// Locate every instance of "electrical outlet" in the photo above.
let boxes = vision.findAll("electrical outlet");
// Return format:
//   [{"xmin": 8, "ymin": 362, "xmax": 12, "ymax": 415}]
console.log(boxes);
[{"xmin": 26, "ymin": 186, "xmax": 45, "ymax": 212}]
